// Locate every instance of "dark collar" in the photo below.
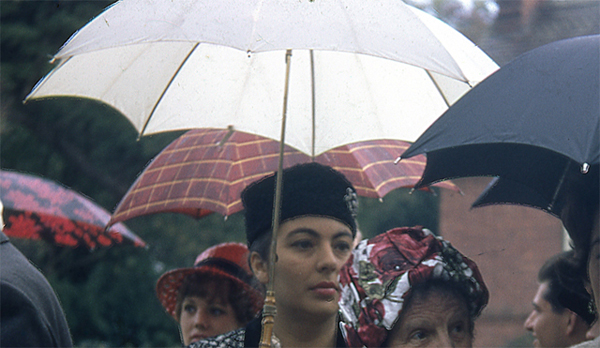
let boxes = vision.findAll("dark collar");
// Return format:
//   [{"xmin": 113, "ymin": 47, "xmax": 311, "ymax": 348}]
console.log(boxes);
[
  {"xmin": 0, "ymin": 231, "xmax": 10, "ymax": 244},
  {"xmin": 244, "ymin": 313, "xmax": 347, "ymax": 348}
]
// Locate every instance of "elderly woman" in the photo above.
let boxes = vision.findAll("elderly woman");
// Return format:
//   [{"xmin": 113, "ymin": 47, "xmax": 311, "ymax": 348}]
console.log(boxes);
[
  {"xmin": 339, "ymin": 226, "xmax": 489, "ymax": 348},
  {"xmin": 156, "ymin": 242, "xmax": 264, "ymax": 346},
  {"xmin": 189, "ymin": 162, "xmax": 359, "ymax": 347}
]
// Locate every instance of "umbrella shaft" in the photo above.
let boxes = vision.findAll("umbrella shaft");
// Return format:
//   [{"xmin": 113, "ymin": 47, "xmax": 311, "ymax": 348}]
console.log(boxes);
[{"xmin": 262, "ymin": 49, "xmax": 292, "ymax": 348}]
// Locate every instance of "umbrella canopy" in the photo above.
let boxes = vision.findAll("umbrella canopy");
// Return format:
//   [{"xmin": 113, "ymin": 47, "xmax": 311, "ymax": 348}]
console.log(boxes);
[
  {"xmin": 25, "ymin": 0, "xmax": 498, "ymax": 156},
  {"xmin": 109, "ymin": 128, "xmax": 458, "ymax": 225},
  {"xmin": 0, "ymin": 170, "xmax": 146, "ymax": 249},
  {"xmin": 399, "ymin": 35, "xmax": 600, "ymax": 217}
]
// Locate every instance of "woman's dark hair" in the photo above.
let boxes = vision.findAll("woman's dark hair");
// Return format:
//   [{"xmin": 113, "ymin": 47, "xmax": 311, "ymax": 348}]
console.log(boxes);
[
  {"xmin": 175, "ymin": 273, "xmax": 259, "ymax": 325},
  {"xmin": 249, "ymin": 229, "xmax": 272, "ymax": 263}
]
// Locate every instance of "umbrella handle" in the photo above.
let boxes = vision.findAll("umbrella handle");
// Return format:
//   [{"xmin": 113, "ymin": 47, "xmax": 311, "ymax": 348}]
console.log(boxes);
[{"xmin": 259, "ymin": 292, "xmax": 277, "ymax": 348}]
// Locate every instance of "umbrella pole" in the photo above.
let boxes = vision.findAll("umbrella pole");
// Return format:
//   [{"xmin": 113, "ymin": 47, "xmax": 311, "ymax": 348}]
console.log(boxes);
[{"xmin": 259, "ymin": 49, "xmax": 293, "ymax": 348}]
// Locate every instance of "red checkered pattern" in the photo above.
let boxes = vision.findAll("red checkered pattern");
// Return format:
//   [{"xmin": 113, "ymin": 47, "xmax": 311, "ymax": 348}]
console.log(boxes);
[{"xmin": 110, "ymin": 128, "xmax": 456, "ymax": 225}]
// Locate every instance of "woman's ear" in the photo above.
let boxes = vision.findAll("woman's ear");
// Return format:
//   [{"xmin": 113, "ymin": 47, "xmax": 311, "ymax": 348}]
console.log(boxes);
[{"xmin": 250, "ymin": 251, "xmax": 269, "ymax": 284}]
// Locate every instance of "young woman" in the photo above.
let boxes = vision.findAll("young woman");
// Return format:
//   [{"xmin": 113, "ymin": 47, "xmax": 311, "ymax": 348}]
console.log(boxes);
[
  {"xmin": 190, "ymin": 162, "xmax": 359, "ymax": 347},
  {"xmin": 338, "ymin": 226, "xmax": 489, "ymax": 348},
  {"xmin": 156, "ymin": 242, "xmax": 264, "ymax": 346}
]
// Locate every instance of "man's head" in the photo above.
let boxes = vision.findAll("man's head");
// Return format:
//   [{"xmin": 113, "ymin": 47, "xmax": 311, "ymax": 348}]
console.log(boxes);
[{"xmin": 524, "ymin": 251, "xmax": 593, "ymax": 347}]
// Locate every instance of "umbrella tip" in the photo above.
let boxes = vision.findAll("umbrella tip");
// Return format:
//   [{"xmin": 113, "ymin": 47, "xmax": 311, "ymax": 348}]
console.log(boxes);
[
  {"xmin": 394, "ymin": 156, "xmax": 402, "ymax": 164},
  {"xmin": 581, "ymin": 162, "xmax": 590, "ymax": 174},
  {"xmin": 218, "ymin": 126, "xmax": 235, "ymax": 147}
]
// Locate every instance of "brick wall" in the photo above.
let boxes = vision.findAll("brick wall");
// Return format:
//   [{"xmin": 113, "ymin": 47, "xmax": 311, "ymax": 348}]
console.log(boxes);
[{"xmin": 438, "ymin": 177, "xmax": 563, "ymax": 347}]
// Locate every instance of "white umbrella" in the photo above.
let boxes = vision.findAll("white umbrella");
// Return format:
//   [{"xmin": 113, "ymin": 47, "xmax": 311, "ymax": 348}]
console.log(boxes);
[
  {"xmin": 25, "ymin": 1, "xmax": 498, "ymax": 344},
  {"xmin": 26, "ymin": 0, "xmax": 497, "ymax": 156}
]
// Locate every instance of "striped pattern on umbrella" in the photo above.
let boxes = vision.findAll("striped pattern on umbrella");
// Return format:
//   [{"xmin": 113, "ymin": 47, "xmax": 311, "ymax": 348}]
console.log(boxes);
[{"xmin": 110, "ymin": 128, "xmax": 456, "ymax": 225}]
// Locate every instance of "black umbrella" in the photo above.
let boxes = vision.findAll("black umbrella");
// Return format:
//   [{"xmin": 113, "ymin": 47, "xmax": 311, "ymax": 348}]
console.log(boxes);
[{"xmin": 399, "ymin": 35, "xmax": 599, "ymax": 217}]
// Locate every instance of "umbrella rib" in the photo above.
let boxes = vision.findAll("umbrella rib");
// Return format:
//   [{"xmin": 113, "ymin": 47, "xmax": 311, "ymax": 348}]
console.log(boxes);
[
  {"xmin": 425, "ymin": 70, "xmax": 451, "ymax": 108},
  {"xmin": 140, "ymin": 42, "xmax": 200, "ymax": 137}
]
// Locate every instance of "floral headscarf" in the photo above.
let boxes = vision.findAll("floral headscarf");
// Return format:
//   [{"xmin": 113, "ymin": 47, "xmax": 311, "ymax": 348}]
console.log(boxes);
[{"xmin": 338, "ymin": 227, "xmax": 488, "ymax": 348}]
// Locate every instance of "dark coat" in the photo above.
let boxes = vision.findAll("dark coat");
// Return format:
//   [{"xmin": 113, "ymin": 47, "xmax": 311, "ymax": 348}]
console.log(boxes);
[{"xmin": 1, "ymin": 232, "xmax": 73, "ymax": 347}]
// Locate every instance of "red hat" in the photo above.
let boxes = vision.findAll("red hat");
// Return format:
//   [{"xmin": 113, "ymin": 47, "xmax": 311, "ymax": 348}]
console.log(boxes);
[{"xmin": 156, "ymin": 242, "xmax": 264, "ymax": 320}]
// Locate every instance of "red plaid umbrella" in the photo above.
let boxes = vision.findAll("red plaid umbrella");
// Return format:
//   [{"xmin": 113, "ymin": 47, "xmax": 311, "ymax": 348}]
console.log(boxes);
[
  {"xmin": 109, "ymin": 128, "xmax": 457, "ymax": 225},
  {"xmin": 0, "ymin": 170, "xmax": 146, "ymax": 249}
]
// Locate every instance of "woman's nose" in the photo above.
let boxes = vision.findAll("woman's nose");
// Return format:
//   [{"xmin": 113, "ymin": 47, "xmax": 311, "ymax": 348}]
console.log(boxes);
[
  {"xmin": 433, "ymin": 332, "xmax": 457, "ymax": 348},
  {"xmin": 316, "ymin": 245, "xmax": 338, "ymax": 273},
  {"xmin": 194, "ymin": 309, "xmax": 209, "ymax": 329}
]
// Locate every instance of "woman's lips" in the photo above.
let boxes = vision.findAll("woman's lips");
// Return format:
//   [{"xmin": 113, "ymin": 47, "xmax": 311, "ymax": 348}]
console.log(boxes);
[
  {"xmin": 190, "ymin": 334, "xmax": 207, "ymax": 343},
  {"xmin": 310, "ymin": 281, "xmax": 339, "ymax": 297}
]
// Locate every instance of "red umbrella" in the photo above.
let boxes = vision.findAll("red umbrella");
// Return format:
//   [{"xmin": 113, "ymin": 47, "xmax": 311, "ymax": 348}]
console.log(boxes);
[
  {"xmin": 0, "ymin": 170, "xmax": 146, "ymax": 249},
  {"xmin": 109, "ymin": 128, "xmax": 457, "ymax": 225}
]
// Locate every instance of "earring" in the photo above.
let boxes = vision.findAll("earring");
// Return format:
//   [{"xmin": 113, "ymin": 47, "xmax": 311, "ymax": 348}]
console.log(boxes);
[{"xmin": 588, "ymin": 300, "xmax": 596, "ymax": 314}]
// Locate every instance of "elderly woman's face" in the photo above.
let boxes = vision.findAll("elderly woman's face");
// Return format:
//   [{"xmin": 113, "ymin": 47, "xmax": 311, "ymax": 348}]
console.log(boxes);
[{"xmin": 385, "ymin": 288, "xmax": 473, "ymax": 348}]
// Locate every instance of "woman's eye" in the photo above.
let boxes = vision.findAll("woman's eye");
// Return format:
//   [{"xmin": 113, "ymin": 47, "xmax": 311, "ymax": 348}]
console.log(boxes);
[
  {"xmin": 334, "ymin": 241, "xmax": 351, "ymax": 253},
  {"xmin": 292, "ymin": 240, "xmax": 314, "ymax": 250},
  {"xmin": 183, "ymin": 304, "xmax": 196, "ymax": 314},
  {"xmin": 409, "ymin": 330, "xmax": 427, "ymax": 341},
  {"xmin": 209, "ymin": 307, "xmax": 226, "ymax": 316},
  {"xmin": 451, "ymin": 323, "xmax": 464, "ymax": 334},
  {"xmin": 450, "ymin": 322, "xmax": 470, "ymax": 340}
]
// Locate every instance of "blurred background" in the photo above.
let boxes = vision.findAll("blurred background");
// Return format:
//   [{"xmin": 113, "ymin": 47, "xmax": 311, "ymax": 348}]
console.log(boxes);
[{"xmin": 1, "ymin": 0, "xmax": 598, "ymax": 346}]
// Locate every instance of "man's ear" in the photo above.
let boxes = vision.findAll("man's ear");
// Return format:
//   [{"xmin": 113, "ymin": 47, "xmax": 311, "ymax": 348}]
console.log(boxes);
[
  {"xmin": 565, "ymin": 311, "xmax": 586, "ymax": 336},
  {"xmin": 250, "ymin": 251, "xmax": 269, "ymax": 284}
]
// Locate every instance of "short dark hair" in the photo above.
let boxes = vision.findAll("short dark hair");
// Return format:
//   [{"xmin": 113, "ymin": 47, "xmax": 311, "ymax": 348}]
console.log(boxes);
[
  {"xmin": 538, "ymin": 251, "xmax": 595, "ymax": 325},
  {"xmin": 176, "ymin": 273, "xmax": 260, "ymax": 325}
]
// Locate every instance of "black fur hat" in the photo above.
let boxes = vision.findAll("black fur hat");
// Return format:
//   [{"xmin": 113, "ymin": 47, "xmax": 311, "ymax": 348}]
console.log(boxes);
[{"xmin": 242, "ymin": 162, "xmax": 358, "ymax": 247}]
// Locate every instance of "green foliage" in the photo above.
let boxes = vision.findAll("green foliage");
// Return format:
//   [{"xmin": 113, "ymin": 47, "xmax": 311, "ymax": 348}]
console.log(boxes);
[{"xmin": 357, "ymin": 187, "xmax": 439, "ymax": 239}]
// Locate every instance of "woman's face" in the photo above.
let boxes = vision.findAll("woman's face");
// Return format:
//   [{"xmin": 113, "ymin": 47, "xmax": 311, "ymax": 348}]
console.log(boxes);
[
  {"xmin": 178, "ymin": 282, "xmax": 242, "ymax": 345},
  {"xmin": 258, "ymin": 216, "xmax": 353, "ymax": 319},
  {"xmin": 385, "ymin": 288, "xmax": 473, "ymax": 348}
]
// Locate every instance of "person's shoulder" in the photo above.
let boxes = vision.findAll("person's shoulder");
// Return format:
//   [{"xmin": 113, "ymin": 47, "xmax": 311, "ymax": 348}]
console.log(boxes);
[
  {"xmin": 570, "ymin": 336, "xmax": 600, "ymax": 348},
  {"xmin": 187, "ymin": 328, "xmax": 246, "ymax": 348}
]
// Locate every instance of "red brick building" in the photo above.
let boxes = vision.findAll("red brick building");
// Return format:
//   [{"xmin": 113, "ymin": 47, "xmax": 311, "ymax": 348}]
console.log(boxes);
[{"xmin": 439, "ymin": 178, "xmax": 563, "ymax": 347}]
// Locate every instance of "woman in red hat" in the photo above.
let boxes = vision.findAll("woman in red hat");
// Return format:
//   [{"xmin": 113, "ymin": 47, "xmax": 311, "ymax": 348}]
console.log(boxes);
[{"xmin": 156, "ymin": 242, "xmax": 264, "ymax": 346}]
